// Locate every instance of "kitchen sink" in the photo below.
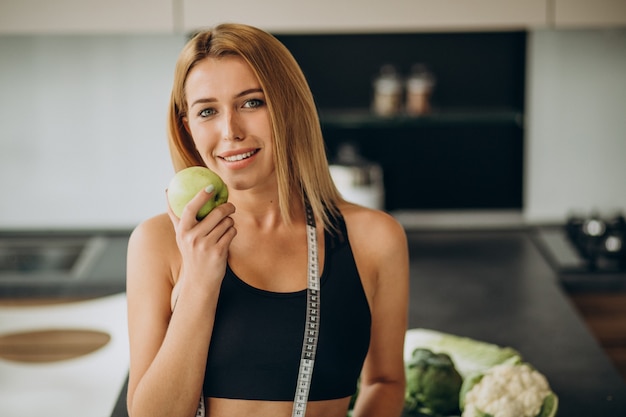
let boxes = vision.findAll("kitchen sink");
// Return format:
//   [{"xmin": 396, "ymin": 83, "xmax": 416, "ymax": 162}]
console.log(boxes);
[
  {"xmin": 0, "ymin": 232, "xmax": 130, "ymax": 298},
  {"xmin": 0, "ymin": 238, "xmax": 86, "ymax": 274}
]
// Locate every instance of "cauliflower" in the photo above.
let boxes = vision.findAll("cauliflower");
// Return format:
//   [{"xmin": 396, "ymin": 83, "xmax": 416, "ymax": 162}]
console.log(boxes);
[
  {"xmin": 460, "ymin": 362, "xmax": 558, "ymax": 417},
  {"xmin": 405, "ymin": 348, "xmax": 463, "ymax": 416}
]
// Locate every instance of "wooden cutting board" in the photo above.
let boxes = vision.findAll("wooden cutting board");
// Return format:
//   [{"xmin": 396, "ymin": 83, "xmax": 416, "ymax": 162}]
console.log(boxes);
[
  {"xmin": 0, "ymin": 328, "xmax": 111, "ymax": 363},
  {"xmin": 0, "ymin": 297, "xmax": 111, "ymax": 363}
]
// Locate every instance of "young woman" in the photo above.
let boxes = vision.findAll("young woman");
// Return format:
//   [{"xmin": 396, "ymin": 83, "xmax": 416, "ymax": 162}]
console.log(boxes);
[{"xmin": 126, "ymin": 23, "xmax": 409, "ymax": 417}]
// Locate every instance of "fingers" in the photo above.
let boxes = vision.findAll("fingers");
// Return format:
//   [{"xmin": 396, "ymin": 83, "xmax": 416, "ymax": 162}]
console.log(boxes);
[
  {"xmin": 178, "ymin": 186, "xmax": 215, "ymax": 227},
  {"xmin": 167, "ymin": 187, "xmax": 235, "ymax": 232},
  {"xmin": 164, "ymin": 188, "xmax": 235, "ymax": 290},
  {"xmin": 166, "ymin": 186, "xmax": 231, "ymax": 224},
  {"xmin": 196, "ymin": 203, "xmax": 237, "ymax": 248},
  {"xmin": 208, "ymin": 210, "xmax": 237, "ymax": 248}
]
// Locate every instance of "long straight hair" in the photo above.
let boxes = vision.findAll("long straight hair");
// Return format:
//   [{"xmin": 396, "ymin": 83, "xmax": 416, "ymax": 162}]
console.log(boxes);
[{"xmin": 167, "ymin": 23, "xmax": 343, "ymax": 230}]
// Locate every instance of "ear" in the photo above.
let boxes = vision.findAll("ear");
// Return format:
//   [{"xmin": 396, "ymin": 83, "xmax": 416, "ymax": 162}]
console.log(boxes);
[{"xmin": 182, "ymin": 116, "xmax": 191, "ymax": 135}]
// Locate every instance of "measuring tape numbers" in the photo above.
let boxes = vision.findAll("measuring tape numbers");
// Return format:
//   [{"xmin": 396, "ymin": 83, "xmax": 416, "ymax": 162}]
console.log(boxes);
[{"xmin": 292, "ymin": 201, "xmax": 320, "ymax": 417}]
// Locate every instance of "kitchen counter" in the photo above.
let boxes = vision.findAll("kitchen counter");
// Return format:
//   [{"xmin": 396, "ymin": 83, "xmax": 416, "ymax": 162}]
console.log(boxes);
[
  {"xmin": 109, "ymin": 230, "xmax": 626, "ymax": 417},
  {"xmin": 403, "ymin": 230, "xmax": 626, "ymax": 416},
  {"xmin": 0, "ymin": 293, "xmax": 128, "ymax": 417}
]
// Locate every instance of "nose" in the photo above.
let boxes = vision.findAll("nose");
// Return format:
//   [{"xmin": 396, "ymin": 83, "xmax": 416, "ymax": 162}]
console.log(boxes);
[{"xmin": 222, "ymin": 109, "xmax": 244, "ymax": 141}]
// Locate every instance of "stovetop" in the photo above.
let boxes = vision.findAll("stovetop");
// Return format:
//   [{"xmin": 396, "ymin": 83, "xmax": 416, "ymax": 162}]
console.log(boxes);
[{"xmin": 532, "ymin": 212, "xmax": 626, "ymax": 292}]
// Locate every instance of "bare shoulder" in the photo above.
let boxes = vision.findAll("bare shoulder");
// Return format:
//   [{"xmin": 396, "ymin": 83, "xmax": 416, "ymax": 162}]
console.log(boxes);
[
  {"xmin": 338, "ymin": 202, "xmax": 408, "ymax": 282},
  {"xmin": 129, "ymin": 213, "xmax": 175, "ymax": 248},
  {"xmin": 339, "ymin": 202, "xmax": 407, "ymax": 249},
  {"xmin": 127, "ymin": 213, "xmax": 179, "ymax": 287},
  {"xmin": 338, "ymin": 202, "xmax": 409, "ymax": 324}
]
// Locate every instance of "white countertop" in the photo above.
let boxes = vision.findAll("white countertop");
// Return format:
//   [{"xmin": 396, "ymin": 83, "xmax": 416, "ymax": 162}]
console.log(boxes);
[{"xmin": 0, "ymin": 293, "xmax": 129, "ymax": 417}]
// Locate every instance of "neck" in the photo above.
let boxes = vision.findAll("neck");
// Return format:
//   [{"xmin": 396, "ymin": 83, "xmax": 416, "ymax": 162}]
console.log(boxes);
[{"xmin": 229, "ymin": 189, "xmax": 303, "ymax": 231}]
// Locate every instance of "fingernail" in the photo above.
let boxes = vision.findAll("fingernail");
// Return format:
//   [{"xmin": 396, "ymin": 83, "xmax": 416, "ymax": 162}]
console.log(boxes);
[{"xmin": 205, "ymin": 184, "xmax": 215, "ymax": 194}]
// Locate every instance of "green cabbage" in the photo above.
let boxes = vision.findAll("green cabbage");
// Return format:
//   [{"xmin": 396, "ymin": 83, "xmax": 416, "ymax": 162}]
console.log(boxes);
[{"xmin": 404, "ymin": 329, "xmax": 521, "ymax": 379}]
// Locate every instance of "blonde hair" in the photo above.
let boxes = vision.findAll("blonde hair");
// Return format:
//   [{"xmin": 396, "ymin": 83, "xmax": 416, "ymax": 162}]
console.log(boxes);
[{"xmin": 167, "ymin": 23, "xmax": 343, "ymax": 230}]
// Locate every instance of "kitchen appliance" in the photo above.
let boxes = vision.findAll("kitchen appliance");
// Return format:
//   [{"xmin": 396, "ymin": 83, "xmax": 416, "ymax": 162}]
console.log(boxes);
[
  {"xmin": 533, "ymin": 211, "xmax": 626, "ymax": 291},
  {"xmin": 329, "ymin": 143, "xmax": 385, "ymax": 210}
]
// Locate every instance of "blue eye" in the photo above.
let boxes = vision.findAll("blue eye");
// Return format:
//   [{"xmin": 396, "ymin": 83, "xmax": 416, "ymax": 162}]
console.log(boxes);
[
  {"xmin": 199, "ymin": 108, "xmax": 216, "ymax": 117},
  {"xmin": 243, "ymin": 98, "xmax": 264, "ymax": 109}
]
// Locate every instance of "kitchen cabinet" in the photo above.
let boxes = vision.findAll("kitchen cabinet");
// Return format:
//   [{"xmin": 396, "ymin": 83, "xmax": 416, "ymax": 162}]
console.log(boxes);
[
  {"xmin": 4, "ymin": 1, "xmax": 624, "ymax": 35},
  {"xmin": 182, "ymin": 0, "xmax": 548, "ymax": 33},
  {"xmin": 569, "ymin": 292, "xmax": 626, "ymax": 382},
  {"xmin": 275, "ymin": 31, "xmax": 526, "ymax": 211},
  {"xmin": 320, "ymin": 110, "xmax": 525, "ymax": 211},
  {"xmin": 0, "ymin": 0, "xmax": 175, "ymax": 34},
  {"xmin": 553, "ymin": 0, "xmax": 626, "ymax": 28}
]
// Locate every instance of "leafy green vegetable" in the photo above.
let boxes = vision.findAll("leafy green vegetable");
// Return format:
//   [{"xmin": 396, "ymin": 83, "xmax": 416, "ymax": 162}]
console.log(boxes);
[
  {"xmin": 537, "ymin": 392, "xmax": 559, "ymax": 417},
  {"xmin": 404, "ymin": 329, "xmax": 521, "ymax": 379},
  {"xmin": 348, "ymin": 378, "xmax": 359, "ymax": 411},
  {"xmin": 405, "ymin": 348, "xmax": 463, "ymax": 416}
]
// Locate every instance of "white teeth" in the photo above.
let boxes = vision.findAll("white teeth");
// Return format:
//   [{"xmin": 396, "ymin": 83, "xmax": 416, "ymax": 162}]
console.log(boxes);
[{"xmin": 223, "ymin": 150, "xmax": 256, "ymax": 162}]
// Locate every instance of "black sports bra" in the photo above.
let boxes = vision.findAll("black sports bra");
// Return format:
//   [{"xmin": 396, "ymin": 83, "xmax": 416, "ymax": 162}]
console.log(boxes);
[{"xmin": 203, "ymin": 213, "xmax": 371, "ymax": 401}]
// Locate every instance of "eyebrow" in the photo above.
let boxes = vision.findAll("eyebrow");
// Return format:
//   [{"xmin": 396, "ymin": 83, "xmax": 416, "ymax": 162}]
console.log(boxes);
[{"xmin": 189, "ymin": 88, "xmax": 264, "ymax": 109}]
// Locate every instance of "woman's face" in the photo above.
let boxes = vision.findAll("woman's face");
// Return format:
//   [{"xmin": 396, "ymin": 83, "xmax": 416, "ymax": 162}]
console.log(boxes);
[{"xmin": 183, "ymin": 55, "xmax": 275, "ymax": 194}]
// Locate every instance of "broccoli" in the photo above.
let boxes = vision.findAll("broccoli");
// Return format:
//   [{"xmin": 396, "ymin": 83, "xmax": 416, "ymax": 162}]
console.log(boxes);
[{"xmin": 405, "ymin": 348, "xmax": 463, "ymax": 416}]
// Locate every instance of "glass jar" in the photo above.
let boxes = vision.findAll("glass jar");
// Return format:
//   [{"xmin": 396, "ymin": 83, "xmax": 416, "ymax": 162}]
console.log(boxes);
[
  {"xmin": 405, "ymin": 63, "xmax": 435, "ymax": 116},
  {"xmin": 372, "ymin": 64, "xmax": 402, "ymax": 117}
]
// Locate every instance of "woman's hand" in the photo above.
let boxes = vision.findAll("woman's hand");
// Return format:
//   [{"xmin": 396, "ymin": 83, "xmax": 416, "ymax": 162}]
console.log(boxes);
[
  {"xmin": 166, "ymin": 185, "xmax": 237, "ymax": 291},
  {"xmin": 126, "ymin": 188, "xmax": 235, "ymax": 417}
]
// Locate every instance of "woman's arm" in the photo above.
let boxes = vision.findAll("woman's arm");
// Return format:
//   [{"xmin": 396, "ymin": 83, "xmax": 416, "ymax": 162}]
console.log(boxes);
[
  {"xmin": 126, "ymin": 190, "xmax": 236, "ymax": 417},
  {"xmin": 347, "ymin": 208, "xmax": 409, "ymax": 417}
]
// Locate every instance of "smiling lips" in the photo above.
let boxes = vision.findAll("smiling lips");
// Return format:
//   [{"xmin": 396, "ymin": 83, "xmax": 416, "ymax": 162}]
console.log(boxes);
[{"xmin": 221, "ymin": 149, "xmax": 259, "ymax": 162}]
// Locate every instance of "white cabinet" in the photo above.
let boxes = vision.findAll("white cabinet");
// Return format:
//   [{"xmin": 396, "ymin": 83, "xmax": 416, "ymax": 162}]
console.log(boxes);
[
  {"xmin": 182, "ymin": 0, "xmax": 549, "ymax": 34},
  {"xmin": 0, "ymin": 0, "xmax": 175, "ymax": 34},
  {"xmin": 553, "ymin": 0, "xmax": 626, "ymax": 28},
  {"xmin": 6, "ymin": 0, "xmax": 624, "ymax": 35}
]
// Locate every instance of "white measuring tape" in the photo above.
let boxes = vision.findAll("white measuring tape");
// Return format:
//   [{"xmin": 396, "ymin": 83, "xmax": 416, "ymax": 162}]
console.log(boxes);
[
  {"xmin": 195, "ymin": 201, "xmax": 320, "ymax": 417},
  {"xmin": 196, "ymin": 396, "xmax": 205, "ymax": 417},
  {"xmin": 292, "ymin": 201, "xmax": 320, "ymax": 417}
]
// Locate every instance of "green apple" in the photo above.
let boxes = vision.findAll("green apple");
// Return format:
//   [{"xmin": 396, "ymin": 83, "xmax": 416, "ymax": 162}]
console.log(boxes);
[{"xmin": 167, "ymin": 166, "xmax": 228, "ymax": 220}]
